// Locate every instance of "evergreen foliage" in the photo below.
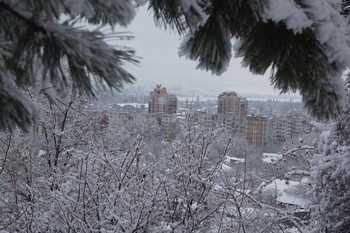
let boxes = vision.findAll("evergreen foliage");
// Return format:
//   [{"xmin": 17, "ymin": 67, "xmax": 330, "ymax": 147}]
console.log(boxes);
[
  {"xmin": 0, "ymin": 0, "xmax": 138, "ymax": 131},
  {"xmin": 310, "ymin": 75, "xmax": 350, "ymax": 232},
  {"xmin": 150, "ymin": 0, "xmax": 350, "ymax": 120},
  {"xmin": 341, "ymin": 0, "xmax": 350, "ymax": 15},
  {"xmin": 1, "ymin": 0, "xmax": 350, "ymax": 126}
]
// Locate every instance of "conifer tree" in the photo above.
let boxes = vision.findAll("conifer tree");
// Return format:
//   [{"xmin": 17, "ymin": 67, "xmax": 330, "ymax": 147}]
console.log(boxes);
[
  {"xmin": 149, "ymin": 0, "xmax": 350, "ymax": 120},
  {"xmin": 310, "ymin": 74, "xmax": 350, "ymax": 232},
  {"xmin": 0, "ymin": 0, "xmax": 138, "ymax": 130},
  {"xmin": 2, "ymin": 0, "xmax": 350, "ymax": 130}
]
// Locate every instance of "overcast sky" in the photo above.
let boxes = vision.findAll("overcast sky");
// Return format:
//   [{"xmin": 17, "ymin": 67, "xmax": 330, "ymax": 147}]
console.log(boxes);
[{"xmin": 115, "ymin": 6, "xmax": 300, "ymax": 99}]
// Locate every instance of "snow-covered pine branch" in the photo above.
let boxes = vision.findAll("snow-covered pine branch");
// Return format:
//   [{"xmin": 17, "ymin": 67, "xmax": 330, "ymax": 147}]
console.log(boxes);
[
  {"xmin": 157, "ymin": 0, "xmax": 350, "ymax": 120},
  {"xmin": 0, "ymin": 0, "xmax": 138, "ymax": 130},
  {"xmin": 2, "ymin": 0, "xmax": 350, "ymax": 130}
]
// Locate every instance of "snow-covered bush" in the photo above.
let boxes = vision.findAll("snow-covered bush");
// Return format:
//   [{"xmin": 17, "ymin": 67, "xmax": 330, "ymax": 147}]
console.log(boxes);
[
  {"xmin": 0, "ymin": 96, "xmax": 310, "ymax": 232},
  {"xmin": 309, "ymin": 76, "xmax": 350, "ymax": 232}
]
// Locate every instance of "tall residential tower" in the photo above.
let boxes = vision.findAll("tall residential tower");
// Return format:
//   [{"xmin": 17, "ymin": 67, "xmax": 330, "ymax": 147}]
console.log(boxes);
[
  {"xmin": 217, "ymin": 91, "xmax": 248, "ymax": 115},
  {"xmin": 148, "ymin": 84, "xmax": 177, "ymax": 114}
]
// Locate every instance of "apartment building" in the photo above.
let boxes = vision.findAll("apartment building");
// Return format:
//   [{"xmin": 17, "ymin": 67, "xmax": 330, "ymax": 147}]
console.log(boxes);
[
  {"xmin": 149, "ymin": 84, "xmax": 177, "ymax": 114},
  {"xmin": 217, "ymin": 91, "xmax": 248, "ymax": 115},
  {"xmin": 245, "ymin": 116, "xmax": 268, "ymax": 146},
  {"xmin": 268, "ymin": 116, "xmax": 311, "ymax": 142}
]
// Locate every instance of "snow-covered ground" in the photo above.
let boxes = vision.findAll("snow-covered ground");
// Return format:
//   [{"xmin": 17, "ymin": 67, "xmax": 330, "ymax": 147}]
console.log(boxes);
[
  {"xmin": 262, "ymin": 153, "xmax": 283, "ymax": 164},
  {"xmin": 262, "ymin": 179, "xmax": 310, "ymax": 207}
]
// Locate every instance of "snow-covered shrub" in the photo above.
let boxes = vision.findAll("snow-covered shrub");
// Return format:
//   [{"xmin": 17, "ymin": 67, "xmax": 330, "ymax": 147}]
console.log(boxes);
[{"xmin": 309, "ymin": 76, "xmax": 350, "ymax": 233}]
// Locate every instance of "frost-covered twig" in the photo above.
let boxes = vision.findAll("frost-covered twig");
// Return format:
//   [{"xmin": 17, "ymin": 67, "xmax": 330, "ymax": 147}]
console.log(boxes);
[{"xmin": 271, "ymin": 145, "xmax": 315, "ymax": 165}]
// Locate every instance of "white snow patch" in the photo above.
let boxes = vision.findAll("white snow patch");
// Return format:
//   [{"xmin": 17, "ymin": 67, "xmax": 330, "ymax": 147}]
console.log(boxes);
[
  {"xmin": 221, "ymin": 162, "xmax": 233, "ymax": 172},
  {"xmin": 263, "ymin": 179, "xmax": 310, "ymax": 207},
  {"xmin": 225, "ymin": 156, "xmax": 245, "ymax": 164},
  {"xmin": 263, "ymin": 0, "xmax": 313, "ymax": 34},
  {"xmin": 262, "ymin": 153, "xmax": 282, "ymax": 164},
  {"xmin": 38, "ymin": 150, "xmax": 46, "ymax": 156}
]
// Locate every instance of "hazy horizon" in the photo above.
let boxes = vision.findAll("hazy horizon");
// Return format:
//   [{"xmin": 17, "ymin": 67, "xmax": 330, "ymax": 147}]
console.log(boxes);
[{"xmin": 112, "ymin": 6, "xmax": 301, "ymax": 99}]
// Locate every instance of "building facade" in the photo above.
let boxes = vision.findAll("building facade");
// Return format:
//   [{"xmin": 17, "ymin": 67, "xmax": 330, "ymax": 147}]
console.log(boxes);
[
  {"xmin": 267, "ymin": 115, "xmax": 311, "ymax": 142},
  {"xmin": 245, "ymin": 116, "xmax": 268, "ymax": 146},
  {"xmin": 217, "ymin": 91, "xmax": 248, "ymax": 115},
  {"xmin": 149, "ymin": 84, "xmax": 177, "ymax": 114}
]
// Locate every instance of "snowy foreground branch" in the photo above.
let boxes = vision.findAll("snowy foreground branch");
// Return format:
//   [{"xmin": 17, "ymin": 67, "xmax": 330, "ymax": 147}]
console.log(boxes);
[{"xmin": 0, "ymin": 99, "xmax": 314, "ymax": 232}]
